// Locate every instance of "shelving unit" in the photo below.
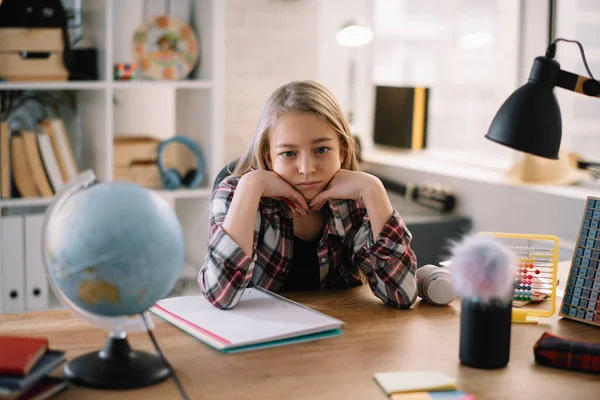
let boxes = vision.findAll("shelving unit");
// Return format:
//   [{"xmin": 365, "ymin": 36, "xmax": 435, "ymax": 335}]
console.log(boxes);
[
  {"xmin": 0, "ymin": 0, "xmax": 225, "ymax": 312},
  {"xmin": 0, "ymin": 81, "xmax": 215, "ymax": 90}
]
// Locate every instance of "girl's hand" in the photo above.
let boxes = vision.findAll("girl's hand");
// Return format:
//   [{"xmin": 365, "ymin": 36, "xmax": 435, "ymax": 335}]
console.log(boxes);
[
  {"xmin": 243, "ymin": 170, "xmax": 309, "ymax": 216},
  {"xmin": 308, "ymin": 170, "xmax": 379, "ymax": 210}
]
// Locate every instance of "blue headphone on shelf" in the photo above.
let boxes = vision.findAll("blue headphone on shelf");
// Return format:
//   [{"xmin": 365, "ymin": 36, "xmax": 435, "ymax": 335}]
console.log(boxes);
[{"xmin": 156, "ymin": 135, "xmax": 205, "ymax": 190}]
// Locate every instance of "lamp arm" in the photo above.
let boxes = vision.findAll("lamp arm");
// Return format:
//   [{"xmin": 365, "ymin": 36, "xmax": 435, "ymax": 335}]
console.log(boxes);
[
  {"xmin": 556, "ymin": 69, "xmax": 600, "ymax": 98},
  {"xmin": 546, "ymin": 38, "xmax": 599, "ymax": 98}
]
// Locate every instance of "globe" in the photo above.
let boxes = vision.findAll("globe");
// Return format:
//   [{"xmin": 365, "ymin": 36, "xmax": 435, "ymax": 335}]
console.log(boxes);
[
  {"xmin": 45, "ymin": 178, "xmax": 185, "ymax": 317},
  {"xmin": 41, "ymin": 171, "xmax": 186, "ymax": 390}
]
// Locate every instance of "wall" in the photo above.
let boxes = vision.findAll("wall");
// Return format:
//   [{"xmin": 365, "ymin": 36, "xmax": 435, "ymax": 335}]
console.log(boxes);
[
  {"xmin": 555, "ymin": 0, "xmax": 600, "ymax": 159},
  {"xmin": 316, "ymin": 0, "xmax": 374, "ymax": 152},
  {"xmin": 224, "ymin": 0, "xmax": 319, "ymax": 162}
]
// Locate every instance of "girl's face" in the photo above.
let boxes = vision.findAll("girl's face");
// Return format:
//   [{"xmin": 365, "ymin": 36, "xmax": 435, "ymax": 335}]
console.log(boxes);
[{"xmin": 265, "ymin": 112, "xmax": 343, "ymax": 201}]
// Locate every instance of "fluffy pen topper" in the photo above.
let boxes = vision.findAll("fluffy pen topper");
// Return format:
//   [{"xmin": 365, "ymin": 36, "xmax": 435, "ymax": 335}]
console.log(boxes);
[{"xmin": 449, "ymin": 234, "xmax": 516, "ymax": 303}]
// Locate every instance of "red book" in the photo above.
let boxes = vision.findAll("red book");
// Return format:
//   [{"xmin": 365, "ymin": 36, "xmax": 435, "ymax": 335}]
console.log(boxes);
[{"xmin": 0, "ymin": 336, "xmax": 49, "ymax": 377}]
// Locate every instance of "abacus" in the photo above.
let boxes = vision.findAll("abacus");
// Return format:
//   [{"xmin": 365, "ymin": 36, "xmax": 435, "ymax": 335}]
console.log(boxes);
[{"xmin": 479, "ymin": 232, "xmax": 559, "ymax": 324}]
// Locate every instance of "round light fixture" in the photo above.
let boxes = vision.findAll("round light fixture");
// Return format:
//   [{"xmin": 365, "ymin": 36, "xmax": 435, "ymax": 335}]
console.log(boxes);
[{"xmin": 336, "ymin": 22, "xmax": 374, "ymax": 47}]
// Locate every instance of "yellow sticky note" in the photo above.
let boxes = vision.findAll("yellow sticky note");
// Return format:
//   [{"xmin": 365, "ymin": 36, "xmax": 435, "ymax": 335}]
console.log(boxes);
[
  {"xmin": 373, "ymin": 371, "xmax": 457, "ymax": 395},
  {"xmin": 390, "ymin": 393, "xmax": 434, "ymax": 400}
]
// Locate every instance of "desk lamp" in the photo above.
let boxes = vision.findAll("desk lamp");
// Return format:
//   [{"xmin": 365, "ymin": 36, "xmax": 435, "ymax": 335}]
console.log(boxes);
[
  {"xmin": 336, "ymin": 20, "xmax": 373, "ymax": 125},
  {"xmin": 485, "ymin": 38, "xmax": 600, "ymax": 159}
]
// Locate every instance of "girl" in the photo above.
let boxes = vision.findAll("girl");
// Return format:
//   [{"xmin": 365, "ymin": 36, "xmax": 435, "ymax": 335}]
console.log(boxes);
[{"xmin": 199, "ymin": 80, "xmax": 417, "ymax": 309}]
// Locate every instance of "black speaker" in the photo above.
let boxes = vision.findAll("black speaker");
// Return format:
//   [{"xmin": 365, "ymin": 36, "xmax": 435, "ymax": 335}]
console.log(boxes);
[
  {"xmin": 373, "ymin": 86, "xmax": 430, "ymax": 150},
  {"xmin": 70, "ymin": 48, "xmax": 98, "ymax": 80}
]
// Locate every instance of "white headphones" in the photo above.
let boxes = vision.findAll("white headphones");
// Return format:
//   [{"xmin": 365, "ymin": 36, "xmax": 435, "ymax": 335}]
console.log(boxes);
[{"xmin": 416, "ymin": 264, "xmax": 455, "ymax": 305}]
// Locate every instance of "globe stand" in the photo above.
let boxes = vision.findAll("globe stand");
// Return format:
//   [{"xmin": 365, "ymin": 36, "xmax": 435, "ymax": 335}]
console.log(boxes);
[{"xmin": 64, "ymin": 329, "xmax": 170, "ymax": 390}]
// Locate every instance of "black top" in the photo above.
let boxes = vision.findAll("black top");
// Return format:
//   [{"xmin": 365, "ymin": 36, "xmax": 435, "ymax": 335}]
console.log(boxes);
[{"xmin": 279, "ymin": 236, "xmax": 320, "ymax": 293}]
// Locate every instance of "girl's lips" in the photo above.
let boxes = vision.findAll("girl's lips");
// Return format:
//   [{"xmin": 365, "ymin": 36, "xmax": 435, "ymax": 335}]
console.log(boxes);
[{"xmin": 297, "ymin": 181, "xmax": 320, "ymax": 187}]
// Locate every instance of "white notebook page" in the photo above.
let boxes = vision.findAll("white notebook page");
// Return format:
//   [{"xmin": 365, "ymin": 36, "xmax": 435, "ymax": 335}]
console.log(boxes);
[{"xmin": 155, "ymin": 288, "xmax": 344, "ymax": 348}]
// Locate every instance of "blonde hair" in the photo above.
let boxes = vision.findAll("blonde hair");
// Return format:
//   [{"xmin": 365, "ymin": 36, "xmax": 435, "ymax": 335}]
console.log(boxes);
[{"xmin": 232, "ymin": 80, "xmax": 360, "ymax": 176}]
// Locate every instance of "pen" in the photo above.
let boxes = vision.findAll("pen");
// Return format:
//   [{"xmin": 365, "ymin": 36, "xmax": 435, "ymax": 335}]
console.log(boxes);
[{"xmin": 282, "ymin": 197, "xmax": 303, "ymax": 214}]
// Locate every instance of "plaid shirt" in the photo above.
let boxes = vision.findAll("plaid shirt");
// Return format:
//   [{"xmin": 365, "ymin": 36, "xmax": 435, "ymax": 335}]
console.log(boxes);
[{"xmin": 199, "ymin": 175, "xmax": 417, "ymax": 309}]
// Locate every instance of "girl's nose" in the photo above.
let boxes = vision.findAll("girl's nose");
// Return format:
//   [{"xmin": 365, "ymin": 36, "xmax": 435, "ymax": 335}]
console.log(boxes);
[{"xmin": 298, "ymin": 155, "xmax": 316, "ymax": 175}]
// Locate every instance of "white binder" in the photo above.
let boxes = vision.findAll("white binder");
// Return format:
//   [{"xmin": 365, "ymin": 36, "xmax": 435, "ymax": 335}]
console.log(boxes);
[
  {"xmin": 0, "ymin": 217, "xmax": 3, "ymax": 313},
  {"xmin": 1, "ymin": 215, "xmax": 25, "ymax": 313},
  {"xmin": 24, "ymin": 214, "xmax": 49, "ymax": 311}
]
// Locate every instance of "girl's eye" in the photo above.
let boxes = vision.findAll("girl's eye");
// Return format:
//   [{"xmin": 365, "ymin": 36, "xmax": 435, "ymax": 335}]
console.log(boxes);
[
  {"xmin": 316, "ymin": 147, "xmax": 329, "ymax": 154},
  {"xmin": 281, "ymin": 151, "xmax": 295, "ymax": 158}
]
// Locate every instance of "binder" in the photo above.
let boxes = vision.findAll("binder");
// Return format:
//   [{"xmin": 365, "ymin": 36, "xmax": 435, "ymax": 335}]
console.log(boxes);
[
  {"xmin": 0, "ymin": 217, "xmax": 3, "ymax": 313},
  {"xmin": 24, "ymin": 214, "xmax": 49, "ymax": 311},
  {"xmin": 1, "ymin": 215, "xmax": 25, "ymax": 313}
]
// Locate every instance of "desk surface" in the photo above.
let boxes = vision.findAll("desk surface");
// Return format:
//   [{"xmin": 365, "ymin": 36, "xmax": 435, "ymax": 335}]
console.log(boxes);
[{"xmin": 1, "ymin": 281, "xmax": 599, "ymax": 400}]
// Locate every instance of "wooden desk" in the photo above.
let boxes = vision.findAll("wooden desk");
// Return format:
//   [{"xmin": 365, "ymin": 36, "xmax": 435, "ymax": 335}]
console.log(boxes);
[{"xmin": 0, "ymin": 285, "xmax": 598, "ymax": 400}]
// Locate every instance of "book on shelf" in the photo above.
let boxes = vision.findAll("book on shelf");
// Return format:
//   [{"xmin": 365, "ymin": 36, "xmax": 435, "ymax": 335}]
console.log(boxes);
[
  {"xmin": 10, "ymin": 135, "xmax": 39, "ymax": 198},
  {"xmin": 37, "ymin": 119, "xmax": 78, "ymax": 183},
  {"xmin": 35, "ymin": 127, "xmax": 64, "ymax": 193},
  {"xmin": 0, "ymin": 120, "xmax": 12, "ymax": 199},
  {"xmin": 1, "ymin": 118, "xmax": 78, "ymax": 200},
  {"xmin": 21, "ymin": 131, "xmax": 54, "ymax": 198}
]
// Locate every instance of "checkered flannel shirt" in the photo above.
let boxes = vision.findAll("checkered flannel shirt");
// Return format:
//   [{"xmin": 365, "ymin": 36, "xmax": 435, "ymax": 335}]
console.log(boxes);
[
  {"xmin": 534, "ymin": 331, "xmax": 600, "ymax": 374},
  {"xmin": 198, "ymin": 175, "xmax": 417, "ymax": 310}
]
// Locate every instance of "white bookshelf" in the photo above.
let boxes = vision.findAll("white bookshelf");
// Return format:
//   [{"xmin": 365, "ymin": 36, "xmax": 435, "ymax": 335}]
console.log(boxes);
[
  {"xmin": 112, "ymin": 80, "xmax": 214, "ymax": 89},
  {"xmin": 0, "ymin": 81, "xmax": 215, "ymax": 90},
  {"xmin": 0, "ymin": 0, "xmax": 225, "ymax": 312}
]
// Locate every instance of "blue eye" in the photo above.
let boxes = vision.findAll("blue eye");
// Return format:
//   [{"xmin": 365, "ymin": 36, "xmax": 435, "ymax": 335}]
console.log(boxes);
[
  {"xmin": 316, "ymin": 147, "xmax": 329, "ymax": 154},
  {"xmin": 281, "ymin": 151, "xmax": 295, "ymax": 158}
]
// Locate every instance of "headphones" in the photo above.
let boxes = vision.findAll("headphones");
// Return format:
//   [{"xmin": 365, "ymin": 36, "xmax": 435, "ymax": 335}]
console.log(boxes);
[
  {"xmin": 416, "ymin": 264, "xmax": 455, "ymax": 305},
  {"xmin": 156, "ymin": 135, "xmax": 205, "ymax": 190}
]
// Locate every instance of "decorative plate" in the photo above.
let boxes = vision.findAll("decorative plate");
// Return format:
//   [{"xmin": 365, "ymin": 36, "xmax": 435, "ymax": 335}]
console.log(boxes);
[{"xmin": 132, "ymin": 15, "xmax": 199, "ymax": 80}]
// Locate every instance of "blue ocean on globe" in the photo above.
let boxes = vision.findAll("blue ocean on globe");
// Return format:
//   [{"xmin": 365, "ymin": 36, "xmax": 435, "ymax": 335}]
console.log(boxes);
[{"xmin": 45, "ymin": 181, "xmax": 185, "ymax": 317}]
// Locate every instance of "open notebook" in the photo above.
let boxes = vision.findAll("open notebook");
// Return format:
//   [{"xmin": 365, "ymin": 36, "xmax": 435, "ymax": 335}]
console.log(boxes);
[{"xmin": 150, "ymin": 287, "xmax": 344, "ymax": 353}]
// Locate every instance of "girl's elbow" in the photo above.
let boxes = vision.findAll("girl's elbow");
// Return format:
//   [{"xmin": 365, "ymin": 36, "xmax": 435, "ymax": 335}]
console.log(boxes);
[
  {"xmin": 208, "ymin": 296, "xmax": 238, "ymax": 310},
  {"xmin": 198, "ymin": 270, "xmax": 240, "ymax": 310},
  {"xmin": 392, "ymin": 277, "xmax": 418, "ymax": 309},
  {"xmin": 200, "ymin": 287, "xmax": 240, "ymax": 310}
]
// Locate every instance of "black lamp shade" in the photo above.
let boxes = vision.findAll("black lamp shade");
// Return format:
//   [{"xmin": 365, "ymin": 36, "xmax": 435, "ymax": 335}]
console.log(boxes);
[
  {"xmin": 485, "ymin": 56, "xmax": 563, "ymax": 160},
  {"xmin": 485, "ymin": 83, "xmax": 561, "ymax": 159}
]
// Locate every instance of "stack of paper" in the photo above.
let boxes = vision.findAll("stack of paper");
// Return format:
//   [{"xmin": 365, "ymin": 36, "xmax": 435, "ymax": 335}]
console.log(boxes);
[{"xmin": 373, "ymin": 371, "xmax": 474, "ymax": 400}]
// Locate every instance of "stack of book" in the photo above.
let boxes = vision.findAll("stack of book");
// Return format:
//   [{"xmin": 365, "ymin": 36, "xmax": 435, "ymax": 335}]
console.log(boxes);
[
  {"xmin": 0, "ymin": 118, "xmax": 79, "ymax": 200},
  {"xmin": 0, "ymin": 336, "xmax": 67, "ymax": 399}
]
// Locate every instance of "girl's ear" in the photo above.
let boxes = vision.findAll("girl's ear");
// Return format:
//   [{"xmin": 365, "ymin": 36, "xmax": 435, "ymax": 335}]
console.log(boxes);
[
  {"xmin": 264, "ymin": 150, "xmax": 273, "ymax": 170},
  {"xmin": 339, "ymin": 142, "xmax": 346, "ymax": 165}
]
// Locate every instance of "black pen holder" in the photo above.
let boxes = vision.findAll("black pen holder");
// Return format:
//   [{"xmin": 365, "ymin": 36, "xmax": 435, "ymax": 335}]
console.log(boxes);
[{"xmin": 459, "ymin": 297, "xmax": 512, "ymax": 369}]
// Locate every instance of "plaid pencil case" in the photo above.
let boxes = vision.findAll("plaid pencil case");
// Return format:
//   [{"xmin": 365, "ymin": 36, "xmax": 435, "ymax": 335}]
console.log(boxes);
[{"xmin": 533, "ymin": 332, "xmax": 600, "ymax": 374}]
